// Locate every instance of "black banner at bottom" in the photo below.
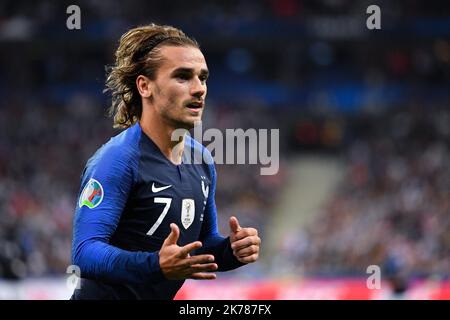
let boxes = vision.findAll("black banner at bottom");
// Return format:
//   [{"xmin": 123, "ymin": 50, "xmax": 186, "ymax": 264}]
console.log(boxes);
[{"xmin": 0, "ymin": 300, "xmax": 448, "ymax": 319}]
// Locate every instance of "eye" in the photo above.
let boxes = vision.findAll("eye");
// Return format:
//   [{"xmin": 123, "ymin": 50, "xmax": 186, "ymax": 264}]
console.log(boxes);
[
  {"xmin": 199, "ymin": 76, "xmax": 208, "ymax": 83},
  {"xmin": 176, "ymin": 73, "xmax": 191, "ymax": 80}
]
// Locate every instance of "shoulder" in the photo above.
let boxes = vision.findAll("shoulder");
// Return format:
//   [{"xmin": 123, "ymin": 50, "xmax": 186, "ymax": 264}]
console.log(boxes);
[{"xmin": 84, "ymin": 124, "xmax": 142, "ymax": 179}]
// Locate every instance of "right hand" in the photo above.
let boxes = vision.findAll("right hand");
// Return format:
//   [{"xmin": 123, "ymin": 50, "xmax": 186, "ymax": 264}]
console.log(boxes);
[{"xmin": 159, "ymin": 223, "xmax": 218, "ymax": 280}]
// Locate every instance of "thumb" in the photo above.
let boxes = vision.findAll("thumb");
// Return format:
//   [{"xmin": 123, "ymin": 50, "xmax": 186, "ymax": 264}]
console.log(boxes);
[
  {"xmin": 163, "ymin": 223, "xmax": 180, "ymax": 246},
  {"xmin": 229, "ymin": 216, "xmax": 241, "ymax": 234}
]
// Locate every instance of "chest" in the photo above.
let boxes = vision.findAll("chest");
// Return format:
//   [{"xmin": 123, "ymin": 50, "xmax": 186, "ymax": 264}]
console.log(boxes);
[{"xmin": 127, "ymin": 159, "xmax": 211, "ymax": 245}]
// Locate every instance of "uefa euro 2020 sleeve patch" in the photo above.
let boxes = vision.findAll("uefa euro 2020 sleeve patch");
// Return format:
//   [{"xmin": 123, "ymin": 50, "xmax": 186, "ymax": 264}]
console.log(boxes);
[{"xmin": 78, "ymin": 178, "xmax": 104, "ymax": 209}]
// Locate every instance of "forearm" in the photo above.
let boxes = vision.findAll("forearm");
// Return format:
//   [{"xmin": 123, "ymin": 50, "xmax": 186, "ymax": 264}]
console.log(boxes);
[
  {"xmin": 72, "ymin": 240, "xmax": 165, "ymax": 285},
  {"xmin": 197, "ymin": 235, "xmax": 245, "ymax": 271}
]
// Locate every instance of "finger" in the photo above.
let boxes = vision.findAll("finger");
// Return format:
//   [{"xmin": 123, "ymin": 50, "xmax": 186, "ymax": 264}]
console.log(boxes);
[
  {"xmin": 232, "ymin": 228, "xmax": 258, "ymax": 241},
  {"xmin": 238, "ymin": 253, "xmax": 258, "ymax": 264},
  {"xmin": 190, "ymin": 263, "xmax": 218, "ymax": 272},
  {"xmin": 234, "ymin": 245, "xmax": 259, "ymax": 257},
  {"xmin": 229, "ymin": 216, "xmax": 241, "ymax": 233},
  {"xmin": 231, "ymin": 236, "xmax": 261, "ymax": 251},
  {"xmin": 189, "ymin": 272, "xmax": 217, "ymax": 280},
  {"xmin": 179, "ymin": 241, "xmax": 203, "ymax": 257},
  {"xmin": 182, "ymin": 254, "xmax": 215, "ymax": 267},
  {"xmin": 163, "ymin": 223, "xmax": 180, "ymax": 246}
]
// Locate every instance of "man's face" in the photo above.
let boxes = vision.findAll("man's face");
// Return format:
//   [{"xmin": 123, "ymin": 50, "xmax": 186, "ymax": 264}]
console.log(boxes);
[{"xmin": 150, "ymin": 45, "xmax": 208, "ymax": 129}]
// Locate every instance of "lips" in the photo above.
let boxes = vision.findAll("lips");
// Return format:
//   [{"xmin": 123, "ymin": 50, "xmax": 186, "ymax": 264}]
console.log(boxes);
[{"xmin": 186, "ymin": 101, "xmax": 204, "ymax": 110}]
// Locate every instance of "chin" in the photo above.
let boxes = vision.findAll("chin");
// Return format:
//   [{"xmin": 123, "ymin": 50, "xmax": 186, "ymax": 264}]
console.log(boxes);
[{"xmin": 174, "ymin": 118, "xmax": 199, "ymax": 130}]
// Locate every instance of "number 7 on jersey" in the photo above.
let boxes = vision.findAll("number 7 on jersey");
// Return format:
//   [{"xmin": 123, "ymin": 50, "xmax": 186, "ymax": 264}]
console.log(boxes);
[{"xmin": 147, "ymin": 197, "xmax": 172, "ymax": 236}]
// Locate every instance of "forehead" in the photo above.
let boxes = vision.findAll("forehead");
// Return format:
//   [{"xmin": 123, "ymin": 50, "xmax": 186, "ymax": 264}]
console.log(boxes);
[{"xmin": 158, "ymin": 46, "xmax": 207, "ymax": 72}]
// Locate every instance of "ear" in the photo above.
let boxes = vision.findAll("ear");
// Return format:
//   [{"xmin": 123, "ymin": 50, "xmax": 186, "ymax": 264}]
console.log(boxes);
[{"xmin": 136, "ymin": 75, "xmax": 152, "ymax": 98}]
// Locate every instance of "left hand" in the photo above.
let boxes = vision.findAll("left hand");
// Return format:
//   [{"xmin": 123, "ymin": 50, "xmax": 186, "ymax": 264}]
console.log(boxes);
[{"xmin": 229, "ymin": 216, "xmax": 261, "ymax": 263}]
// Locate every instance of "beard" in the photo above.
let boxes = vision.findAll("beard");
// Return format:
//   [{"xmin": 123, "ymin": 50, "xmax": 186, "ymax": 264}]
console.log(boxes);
[
  {"xmin": 152, "ymin": 83, "xmax": 204, "ymax": 130},
  {"xmin": 160, "ymin": 107, "xmax": 199, "ymax": 130}
]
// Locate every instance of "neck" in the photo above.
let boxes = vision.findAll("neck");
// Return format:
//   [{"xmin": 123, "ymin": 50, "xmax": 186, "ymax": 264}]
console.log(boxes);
[{"xmin": 139, "ymin": 111, "xmax": 186, "ymax": 165}]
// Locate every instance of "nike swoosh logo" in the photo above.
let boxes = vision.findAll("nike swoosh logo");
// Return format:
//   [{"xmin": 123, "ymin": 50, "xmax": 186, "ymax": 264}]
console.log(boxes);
[{"xmin": 152, "ymin": 183, "xmax": 172, "ymax": 193}]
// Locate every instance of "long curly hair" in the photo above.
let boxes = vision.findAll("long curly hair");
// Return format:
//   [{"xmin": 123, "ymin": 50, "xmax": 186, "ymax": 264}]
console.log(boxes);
[{"xmin": 104, "ymin": 23, "xmax": 199, "ymax": 129}]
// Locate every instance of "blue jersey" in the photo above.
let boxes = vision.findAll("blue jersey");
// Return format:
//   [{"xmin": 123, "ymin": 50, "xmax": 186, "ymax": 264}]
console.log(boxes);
[{"xmin": 71, "ymin": 123, "xmax": 243, "ymax": 299}]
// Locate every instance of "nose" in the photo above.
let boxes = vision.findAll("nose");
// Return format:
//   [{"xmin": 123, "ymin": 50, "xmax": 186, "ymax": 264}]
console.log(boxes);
[{"xmin": 191, "ymin": 77, "xmax": 206, "ymax": 99}]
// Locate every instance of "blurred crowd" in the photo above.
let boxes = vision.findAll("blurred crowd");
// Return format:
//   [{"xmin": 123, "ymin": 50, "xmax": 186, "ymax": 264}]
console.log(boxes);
[
  {"xmin": 1, "ymin": 0, "xmax": 449, "ymax": 281},
  {"xmin": 0, "ymin": 94, "xmax": 111, "ymax": 278},
  {"xmin": 279, "ymin": 105, "xmax": 450, "ymax": 280}
]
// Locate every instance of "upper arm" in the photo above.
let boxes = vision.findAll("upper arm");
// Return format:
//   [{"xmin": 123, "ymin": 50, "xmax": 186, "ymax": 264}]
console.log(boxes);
[{"xmin": 72, "ymin": 147, "xmax": 136, "ymax": 261}]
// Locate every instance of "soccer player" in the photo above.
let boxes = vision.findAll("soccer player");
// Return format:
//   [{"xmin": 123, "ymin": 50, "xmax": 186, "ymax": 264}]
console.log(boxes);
[{"xmin": 70, "ymin": 23, "xmax": 261, "ymax": 299}]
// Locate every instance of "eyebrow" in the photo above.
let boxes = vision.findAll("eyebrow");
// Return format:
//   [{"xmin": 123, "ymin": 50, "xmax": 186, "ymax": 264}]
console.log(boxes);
[{"xmin": 171, "ymin": 67, "xmax": 209, "ymax": 77}]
